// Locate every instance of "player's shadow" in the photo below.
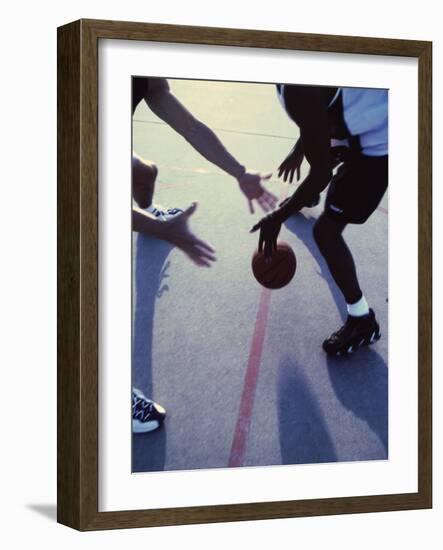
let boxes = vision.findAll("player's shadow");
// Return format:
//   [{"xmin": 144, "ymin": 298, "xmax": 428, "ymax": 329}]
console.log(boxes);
[
  {"xmin": 284, "ymin": 212, "xmax": 388, "ymax": 459},
  {"xmin": 277, "ymin": 355, "xmax": 337, "ymax": 465},
  {"xmin": 326, "ymin": 349, "xmax": 388, "ymax": 458},
  {"xmin": 132, "ymin": 234, "xmax": 172, "ymax": 473},
  {"xmin": 284, "ymin": 212, "xmax": 346, "ymax": 322}
]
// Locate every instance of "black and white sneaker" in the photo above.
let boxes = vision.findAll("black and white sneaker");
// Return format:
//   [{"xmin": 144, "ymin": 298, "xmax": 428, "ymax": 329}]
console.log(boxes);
[
  {"xmin": 146, "ymin": 204, "xmax": 183, "ymax": 222},
  {"xmin": 322, "ymin": 309, "xmax": 381, "ymax": 356},
  {"xmin": 132, "ymin": 388, "xmax": 166, "ymax": 434}
]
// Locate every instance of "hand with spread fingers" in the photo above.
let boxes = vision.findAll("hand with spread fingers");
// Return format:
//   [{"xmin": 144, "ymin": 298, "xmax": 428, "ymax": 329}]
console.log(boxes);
[
  {"xmin": 133, "ymin": 202, "xmax": 216, "ymax": 268},
  {"xmin": 278, "ymin": 139, "xmax": 304, "ymax": 183},
  {"xmin": 237, "ymin": 171, "xmax": 278, "ymax": 214},
  {"xmin": 160, "ymin": 202, "xmax": 217, "ymax": 267},
  {"xmin": 250, "ymin": 211, "xmax": 283, "ymax": 258}
]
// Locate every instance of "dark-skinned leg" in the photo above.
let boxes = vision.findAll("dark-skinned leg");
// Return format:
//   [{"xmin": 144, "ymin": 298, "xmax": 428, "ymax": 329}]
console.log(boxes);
[
  {"xmin": 312, "ymin": 212, "xmax": 380, "ymax": 354},
  {"xmin": 132, "ymin": 156, "xmax": 157, "ymax": 209},
  {"xmin": 312, "ymin": 213, "xmax": 362, "ymax": 304}
]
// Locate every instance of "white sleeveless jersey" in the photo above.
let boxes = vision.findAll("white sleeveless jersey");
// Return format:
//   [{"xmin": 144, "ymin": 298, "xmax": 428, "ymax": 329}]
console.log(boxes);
[
  {"xmin": 335, "ymin": 88, "xmax": 388, "ymax": 156},
  {"xmin": 277, "ymin": 85, "xmax": 388, "ymax": 157}
]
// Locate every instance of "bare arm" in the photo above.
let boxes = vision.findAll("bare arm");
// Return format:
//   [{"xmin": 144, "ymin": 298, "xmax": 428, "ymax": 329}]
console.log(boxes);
[
  {"xmin": 132, "ymin": 207, "xmax": 165, "ymax": 236},
  {"xmin": 250, "ymin": 87, "xmax": 333, "ymax": 256},
  {"xmin": 145, "ymin": 79, "xmax": 245, "ymax": 178},
  {"xmin": 139, "ymin": 78, "xmax": 277, "ymax": 213},
  {"xmin": 276, "ymin": 86, "xmax": 332, "ymax": 221}
]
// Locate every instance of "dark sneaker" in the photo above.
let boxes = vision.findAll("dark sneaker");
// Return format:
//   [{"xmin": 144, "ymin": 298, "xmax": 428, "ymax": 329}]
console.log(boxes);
[
  {"xmin": 132, "ymin": 388, "xmax": 166, "ymax": 433},
  {"xmin": 322, "ymin": 309, "xmax": 381, "ymax": 356}
]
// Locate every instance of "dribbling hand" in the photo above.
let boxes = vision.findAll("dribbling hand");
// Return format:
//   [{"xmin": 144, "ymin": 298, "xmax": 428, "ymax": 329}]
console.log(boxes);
[{"xmin": 250, "ymin": 212, "xmax": 283, "ymax": 258}]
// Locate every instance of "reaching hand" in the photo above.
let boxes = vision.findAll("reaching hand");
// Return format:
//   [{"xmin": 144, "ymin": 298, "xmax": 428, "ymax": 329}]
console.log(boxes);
[
  {"xmin": 278, "ymin": 142, "xmax": 304, "ymax": 183},
  {"xmin": 237, "ymin": 171, "xmax": 277, "ymax": 214},
  {"xmin": 161, "ymin": 202, "xmax": 216, "ymax": 267},
  {"xmin": 250, "ymin": 212, "xmax": 283, "ymax": 258}
]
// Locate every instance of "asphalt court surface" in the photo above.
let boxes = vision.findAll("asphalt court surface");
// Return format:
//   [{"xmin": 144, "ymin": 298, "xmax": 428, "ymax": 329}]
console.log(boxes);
[{"xmin": 131, "ymin": 79, "xmax": 388, "ymax": 473}]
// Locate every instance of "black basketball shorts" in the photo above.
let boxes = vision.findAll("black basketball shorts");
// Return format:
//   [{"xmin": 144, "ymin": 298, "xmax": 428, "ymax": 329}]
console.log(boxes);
[{"xmin": 324, "ymin": 154, "xmax": 388, "ymax": 224}]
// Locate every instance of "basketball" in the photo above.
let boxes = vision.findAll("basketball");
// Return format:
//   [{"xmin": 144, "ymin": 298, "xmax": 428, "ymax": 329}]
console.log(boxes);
[{"xmin": 251, "ymin": 241, "xmax": 297, "ymax": 289}]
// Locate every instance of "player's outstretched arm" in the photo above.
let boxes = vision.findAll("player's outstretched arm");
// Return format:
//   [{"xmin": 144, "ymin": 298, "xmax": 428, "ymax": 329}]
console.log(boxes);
[
  {"xmin": 133, "ymin": 202, "xmax": 216, "ymax": 268},
  {"xmin": 145, "ymin": 79, "xmax": 277, "ymax": 214}
]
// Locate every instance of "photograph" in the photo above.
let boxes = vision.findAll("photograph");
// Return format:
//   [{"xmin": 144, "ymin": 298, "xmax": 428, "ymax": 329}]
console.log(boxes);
[
  {"xmin": 130, "ymin": 76, "xmax": 389, "ymax": 473},
  {"xmin": 1, "ymin": 0, "xmax": 437, "ymax": 541}
]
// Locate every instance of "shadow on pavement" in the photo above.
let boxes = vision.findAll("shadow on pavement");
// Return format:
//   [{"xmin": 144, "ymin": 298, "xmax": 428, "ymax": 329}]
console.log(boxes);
[
  {"xmin": 285, "ymin": 211, "xmax": 346, "ymax": 322},
  {"xmin": 132, "ymin": 234, "xmax": 172, "ymax": 472},
  {"xmin": 326, "ymin": 349, "xmax": 388, "ymax": 457},
  {"xmin": 277, "ymin": 355, "xmax": 337, "ymax": 465},
  {"xmin": 285, "ymin": 212, "xmax": 388, "ymax": 460},
  {"xmin": 133, "ymin": 428, "xmax": 167, "ymax": 473}
]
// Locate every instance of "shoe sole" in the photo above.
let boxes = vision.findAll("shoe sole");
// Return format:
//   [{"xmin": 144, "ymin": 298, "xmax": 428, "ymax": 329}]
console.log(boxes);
[
  {"xmin": 132, "ymin": 419, "xmax": 164, "ymax": 434},
  {"xmin": 325, "ymin": 330, "xmax": 381, "ymax": 356}
]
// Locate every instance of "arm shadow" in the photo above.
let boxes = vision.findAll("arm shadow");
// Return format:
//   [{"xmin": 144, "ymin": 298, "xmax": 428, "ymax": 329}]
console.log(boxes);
[
  {"xmin": 277, "ymin": 355, "xmax": 337, "ymax": 465},
  {"xmin": 326, "ymin": 349, "xmax": 388, "ymax": 457}
]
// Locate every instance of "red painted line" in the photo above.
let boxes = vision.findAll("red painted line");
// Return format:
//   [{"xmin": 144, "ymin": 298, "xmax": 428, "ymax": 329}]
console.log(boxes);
[
  {"xmin": 377, "ymin": 206, "xmax": 388, "ymax": 215},
  {"xmin": 228, "ymin": 287, "xmax": 272, "ymax": 467},
  {"xmin": 228, "ymin": 186, "xmax": 289, "ymax": 468}
]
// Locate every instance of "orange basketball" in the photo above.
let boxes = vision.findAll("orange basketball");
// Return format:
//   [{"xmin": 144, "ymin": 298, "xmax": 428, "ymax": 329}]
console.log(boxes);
[{"xmin": 251, "ymin": 241, "xmax": 297, "ymax": 289}]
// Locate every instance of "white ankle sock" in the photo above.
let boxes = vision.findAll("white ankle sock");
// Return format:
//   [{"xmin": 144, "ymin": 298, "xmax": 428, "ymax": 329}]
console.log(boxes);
[{"xmin": 347, "ymin": 296, "xmax": 369, "ymax": 317}]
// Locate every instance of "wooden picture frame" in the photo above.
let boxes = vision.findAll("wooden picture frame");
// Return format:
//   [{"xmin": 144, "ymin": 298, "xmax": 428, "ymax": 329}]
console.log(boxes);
[{"xmin": 57, "ymin": 18, "xmax": 432, "ymax": 530}]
